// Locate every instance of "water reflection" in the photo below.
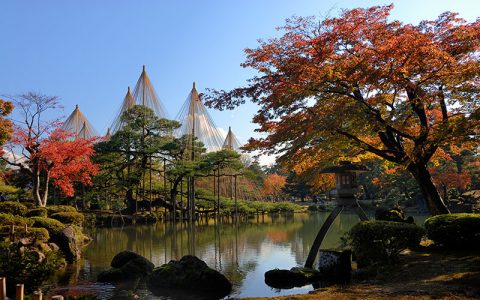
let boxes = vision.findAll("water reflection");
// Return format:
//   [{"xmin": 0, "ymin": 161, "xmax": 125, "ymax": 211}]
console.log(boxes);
[{"xmin": 53, "ymin": 212, "xmax": 426, "ymax": 299}]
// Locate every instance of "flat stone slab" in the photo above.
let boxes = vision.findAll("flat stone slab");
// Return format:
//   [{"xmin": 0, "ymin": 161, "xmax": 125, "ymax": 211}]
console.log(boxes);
[{"xmin": 265, "ymin": 267, "xmax": 322, "ymax": 289}]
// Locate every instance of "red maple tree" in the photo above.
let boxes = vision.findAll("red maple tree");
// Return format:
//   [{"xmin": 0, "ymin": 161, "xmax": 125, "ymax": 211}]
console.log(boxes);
[{"xmin": 2, "ymin": 93, "xmax": 98, "ymax": 207}]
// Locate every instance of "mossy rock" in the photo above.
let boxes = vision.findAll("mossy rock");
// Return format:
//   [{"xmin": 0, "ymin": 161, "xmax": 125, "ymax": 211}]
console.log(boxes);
[
  {"xmin": 0, "ymin": 213, "xmax": 34, "ymax": 227},
  {"xmin": 265, "ymin": 267, "xmax": 322, "ymax": 289},
  {"xmin": 147, "ymin": 255, "xmax": 232, "ymax": 299},
  {"xmin": 0, "ymin": 201, "xmax": 28, "ymax": 216},
  {"xmin": 31, "ymin": 217, "xmax": 65, "ymax": 234},
  {"xmin": 51, "ymin": 212, "xmax": 85, "ymax": 226},
  {"xmin": 25, "ymin": 208, "xmax": 48, "ymax": 218}
]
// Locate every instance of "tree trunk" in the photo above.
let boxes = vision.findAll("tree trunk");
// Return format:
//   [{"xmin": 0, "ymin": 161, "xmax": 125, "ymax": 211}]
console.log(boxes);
[
  {"xmin": 40, "ymin": 170, "xmax": 50, "ymax": 207},
  {"xmin": 407, "ymin": 162, "xmax": 450, "ymax": 215},
  {"xmin": 126, "ymin": 188, "xmax": 136, "ymax": 213},
  {"xmin": 32, "ymin": 169, "xmax": 43, "ymax": 207}
]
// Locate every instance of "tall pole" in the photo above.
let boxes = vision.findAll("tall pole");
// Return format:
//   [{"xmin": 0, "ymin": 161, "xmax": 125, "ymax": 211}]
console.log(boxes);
[
  {"xmin": 190, "ymin": 82, "xmax": 196, "ymax": 223},
  {"xmin": 217, "ymin": 168, "xmax": 221, "ymax": 220},
  {"xmin": 142, "ymin": 66, "xmax": 146, "ymax": 213},
  {"xmin": 234, "ymin": 174, "xmax": 238, "ymax": 222}
]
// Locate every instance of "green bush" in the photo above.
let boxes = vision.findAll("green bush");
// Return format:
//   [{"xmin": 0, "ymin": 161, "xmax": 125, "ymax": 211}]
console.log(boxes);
[
  {"xmin": 307, "ymin": 205, "xmax": 318, "ymax": 212},
  {"xmin": 0, "ymin": 241, "xmax": 64, "ymax": 291},
  {"xmin": 348, "ymin": 220, "xmax": 425, "ymax": 268},
  {"xmin": 51, "ymin": 212, "xmax": 85, "ymax": 226},
  {"xmin": 46, "ymin": 205, "xmax": 77, "ymax": 215},
  {"xmin": 424, "ymin": 213, "xmax": 480, "ymax": 248},
  {"xmin": 0, "ymin": 201, "xmax": 28, "ymax": 216},
  {"xmin": 17, "ymin": 227, "xmax": 50, "ymax": 242},
  {"xmin": 0, "ymin": 213, "xmax": 34, "ymax": 227},
  {"xmin": 270, "ymin": 202, "xmax": 299, "ymax": 214},
  {"xmin": 0, "ymin": 226, "xmax": 50, "ymax": 242},
  {"xmin": 25, "ymin": 208, "xmax": 48, "ymax": 218},
  {"xmin": 31, "ymin": 217, "xmax": 65, "ymax": 234}
]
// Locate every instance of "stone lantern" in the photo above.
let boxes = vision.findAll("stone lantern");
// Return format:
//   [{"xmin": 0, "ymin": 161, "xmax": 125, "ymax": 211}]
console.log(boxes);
[{"xmin": 305, "ymin": 161, "xmax": 369, "ymax": 268}]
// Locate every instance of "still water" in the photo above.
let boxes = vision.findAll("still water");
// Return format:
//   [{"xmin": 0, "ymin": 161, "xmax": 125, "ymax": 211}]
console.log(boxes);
[{"xmin": 51, "ymin": 212, "xmax": 426, "ymax": 299}]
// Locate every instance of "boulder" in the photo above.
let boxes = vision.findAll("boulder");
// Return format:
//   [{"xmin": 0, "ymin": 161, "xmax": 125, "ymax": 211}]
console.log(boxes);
[
  {"xmin": 111, "ymin": 250, "xmax": 145, "ymax": 268},
  {"xmin": 147, "ymin": 255, "xmax": 232, "ymax": 299},
  {"xmin": 97, "ymin": 268, "xmax": 126, "ymax": 283},
  {"xmin": 318, "ymin": 250, "xmax": 351, "ymax": 282},
  {"xmin": 121, "ymin": 257, "xmax": 155, "ymax": 276},
  {"xmin": 52, "ymin": 226, "xmax": 80, "ymax": 263},
  {"xmin": 265, "ymin": 267, "xmax": 322, "ymax": 289},
  {"xmin": 97, "ymin": 251, "xmax": 154, "ymax": 283}
]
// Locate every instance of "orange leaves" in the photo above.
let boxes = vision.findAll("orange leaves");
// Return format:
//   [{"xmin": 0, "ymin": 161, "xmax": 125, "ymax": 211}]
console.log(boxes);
[
  {"xmin": 38, "ymin": 129, "xmax": 98, "ymax": 197},
  {"xmin": 262, "ymin": 174, "xmax": 286, "ymax": 198},
  {"xmin": 0, "ymin": 99, "xmax": 13, "ymax": 152}
]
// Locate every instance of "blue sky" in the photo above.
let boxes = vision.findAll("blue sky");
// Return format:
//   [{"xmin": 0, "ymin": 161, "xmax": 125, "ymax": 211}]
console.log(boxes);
[{"xmin": 1, "ymin": 0, "xmax": 478, "ymax": 165}]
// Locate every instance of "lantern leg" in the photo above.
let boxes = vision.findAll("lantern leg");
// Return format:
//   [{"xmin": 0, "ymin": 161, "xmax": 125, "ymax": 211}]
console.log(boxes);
[
  {"xmin": 353, "ymin": 203, "xmax": 369, "ymax": 221},
  {"xmin": 304, "ymin": 205, "xmax": 344, "ymax": 268}
]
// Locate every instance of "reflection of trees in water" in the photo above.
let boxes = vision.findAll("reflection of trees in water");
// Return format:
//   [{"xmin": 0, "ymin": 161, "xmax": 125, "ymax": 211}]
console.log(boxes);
[{"xmin": 78, "ymin": 213, "xmax": 362, "ymax": 291}]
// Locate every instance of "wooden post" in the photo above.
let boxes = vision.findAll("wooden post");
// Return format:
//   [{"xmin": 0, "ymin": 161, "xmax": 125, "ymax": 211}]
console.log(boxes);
[
  {"xmin": 16, "ymin": 283, "xmax": 24, "ymax": 300},
  {"xmin": 24, "ymin": 224, "xmax": 28, "ymax": 233},
  {"xmin": 33, "ymin": 291, "xmax": 42, "ymax": 300},
  {"xmin": 9, "ymin": 224, "xmax": 15, "ymax": 242},
  {"xmin": 0, "ymin": 277, "xmax": 6, "ymax": 300}
]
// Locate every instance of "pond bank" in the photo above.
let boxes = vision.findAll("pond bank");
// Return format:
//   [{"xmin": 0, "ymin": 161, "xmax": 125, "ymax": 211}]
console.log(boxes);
[{"xmin": 241, "ymin": 249, "xmax": 480, "ymax": 299}]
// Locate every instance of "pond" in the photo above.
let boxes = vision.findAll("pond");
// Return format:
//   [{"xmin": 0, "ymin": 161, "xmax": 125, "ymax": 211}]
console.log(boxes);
[{"xmin": 50, "ymin": 212, "xmax": 427, "ymax": 299}]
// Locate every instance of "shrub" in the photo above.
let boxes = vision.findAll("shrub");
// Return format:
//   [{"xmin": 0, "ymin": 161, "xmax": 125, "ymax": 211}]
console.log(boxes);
[
  {"xmin": 46, "ymin": 205, "xmax": 77, "ymax": 215},
  {"xmin": 0, "ymin": 241, "xmax": 64, "ymax": 291},
  {"xmin": 0, "ymin": 201, "xmax": 28, "ymax": 216},
  {"xmin": 25, "ymin": 208, "xmax": 48, "ymax": 218},
  {"xmin": 30, "ymin": 217, "xmax": 65, "ymax": 234},
  {"xmin": 0, "ymin": 213, "xmax": 34, "ymax": 227},
  {"xmin": 17, "ymin": 227, "xmax": 50, "ymax": 242},
  {"xmin": 424, "ymin": 213, "xmax": 480, "ymax": 248},
  {"xmin": 270, "ymin": 202, "xmax": 299, "ymax": 214},
  {"xmin": 375, "ymin": 207, "xmax": 414, "ymax": 223},
  {"xmin": 0, "ymin": 226, "xmax": 49, "ymax": 241},
  {"xmin": 307, "ymin": 205, "xmax": 318, "ymax": 212},
  {"xmin": 51, "ymin": 212, "xmax": 85, "ymax": 226},
  {"xmin": 348, "ymin": 221, "xmax": 425, "ymax": 268}
]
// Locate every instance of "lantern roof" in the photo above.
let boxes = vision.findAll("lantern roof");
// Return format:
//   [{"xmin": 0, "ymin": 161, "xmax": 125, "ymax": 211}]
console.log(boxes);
[{"xmin": 320, "ymin": 161, "xmax": 368, "ymax": 173}]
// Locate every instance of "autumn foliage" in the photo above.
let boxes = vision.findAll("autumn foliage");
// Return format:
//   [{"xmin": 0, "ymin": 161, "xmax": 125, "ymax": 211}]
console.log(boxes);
[
  {"xmin": 262, "ymin": 173, "xmax": 286, "ymax": 201},
  {"xmin": 206, "ymin": 5, "xmax": 480, "ymax": 215},
  {"xmin": 2, "ymin": 93, "xmax": 98, "ymax": 206},
  {"xmin": 37, "ymin": 129, "xmax": 98, "ymax": 197},
  {"xmin": 0, "ymin": 99, "xmax": 14, "ymax": 152}
]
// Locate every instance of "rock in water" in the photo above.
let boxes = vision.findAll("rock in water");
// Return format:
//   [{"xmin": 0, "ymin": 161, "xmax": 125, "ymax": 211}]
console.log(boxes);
[
  {"xmin": 147, "ymin": 255, "xmax": 232, "ymax": 299},
  {"xmin": 318, "ymin": 250, "xmax": 351, "ymax": 282},
  {"xmin": 98, "ymin": 250, "xmax": 154, "ymax": 283},
  {"xmin": 52, "ymin": 226, "xmax": 80, "ymax": 263},
  {"xmin": 264, "ymin": 267, "xmax": 322, "ymax": 289}
]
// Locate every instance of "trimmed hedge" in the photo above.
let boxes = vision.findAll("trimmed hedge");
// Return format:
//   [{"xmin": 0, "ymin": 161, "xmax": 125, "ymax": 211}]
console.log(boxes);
[
  {"xmin": 25, "ymin": 208, "xmax": 48, "ymax": 218},
  {"xmin": 348, "ymin": 220, "xmax": 425, "ymax": 267},
  {"xmin": 46, "ymin": 205, "xmax": 77, "ymax": 215},
  {"xmin": 18, "ymin": 227, "xmax": 50, "ymax": 242},
  {"xmin": 0, "ymin": 213, "xmax": 34, "ymax": 227},
  {"xmin": 51, "ymin": 212, "xmax": 84, "ymax": 226},
  {"xmin": 0, "ymin": 201, "xmax": 28, "ymax": 216},
  {"xmin": 424, "ymin": 213, "xmax": 480, "ymax": 248},
  {"xmin": 31, "ymin": 217, "xmax": 65, "ymax": 234}
]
